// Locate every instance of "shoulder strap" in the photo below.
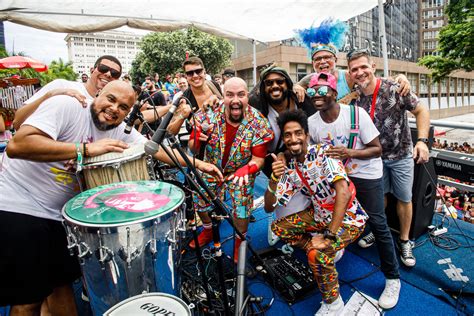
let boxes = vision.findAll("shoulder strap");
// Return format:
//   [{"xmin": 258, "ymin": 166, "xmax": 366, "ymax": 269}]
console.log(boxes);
[{"xmin": 347, "ymin": 105, "xmax": 360, "ymax": 150}]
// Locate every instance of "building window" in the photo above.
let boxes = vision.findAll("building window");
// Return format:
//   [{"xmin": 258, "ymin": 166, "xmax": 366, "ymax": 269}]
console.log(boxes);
[{"xmin": 295, "ymin": 64, "xmax": 309, "ymax": 82}]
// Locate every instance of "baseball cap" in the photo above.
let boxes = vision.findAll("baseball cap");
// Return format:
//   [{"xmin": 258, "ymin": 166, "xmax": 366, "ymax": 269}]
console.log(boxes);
[
  {"xmin": 223, "ymin": 68, "xmax": 235, "ymax": 77},
  {"xmin": 309, "ymin": 72, "xmax": 337, "ymax": 91}
]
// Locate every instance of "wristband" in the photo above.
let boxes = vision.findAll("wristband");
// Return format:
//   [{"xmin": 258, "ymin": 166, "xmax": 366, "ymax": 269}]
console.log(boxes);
[
  {"xmin": 75, "ymin": 143, "xmax": 83, "ymax": 171},
  {"xmin": 323, "ymin": 228, "xmax": 338, "ymax": 241},
  {"xmin": 84, "ymin": 143, "xmax": 90, "ymax": 157},
  {"xmin": 266, "ymin": 185, "xmax": 276, "ymax": 196},
  {"xmin": 234, "ymin": 163, "xmax": 259, "ymax": 178},
  {"xmin": 270, "ymin": 173, "xmax": 279, "ymax": 182},
  {"xmin": 189, "ymin": 126, "xmax": 202, "ymax": 150}
]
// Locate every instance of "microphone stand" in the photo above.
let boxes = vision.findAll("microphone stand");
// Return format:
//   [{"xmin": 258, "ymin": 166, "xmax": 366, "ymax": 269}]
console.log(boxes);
[{"xmin": 157, "ymin": 134, "xmax": 266, "ymax": 316}]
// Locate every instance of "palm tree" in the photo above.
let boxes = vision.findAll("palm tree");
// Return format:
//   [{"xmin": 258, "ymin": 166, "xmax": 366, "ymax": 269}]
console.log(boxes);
[{"xmin": 39, "ymin": 58, "xmax": 77, "ymax": 85}]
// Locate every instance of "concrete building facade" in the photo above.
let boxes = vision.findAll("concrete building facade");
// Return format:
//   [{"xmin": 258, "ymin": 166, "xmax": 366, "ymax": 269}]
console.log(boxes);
[
  {"xmin": 65, "ymin": 30, "xmax": 143, "ymax": 76},
  {"xmin": 419, "ymin": 0, "xmax": 448, "ymax": 57}
]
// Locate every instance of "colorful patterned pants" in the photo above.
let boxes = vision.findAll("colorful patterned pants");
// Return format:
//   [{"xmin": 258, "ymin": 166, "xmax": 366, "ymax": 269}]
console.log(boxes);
[{"xmin": 271, "ymin": 207, "xmax": 364, "ymax": 303}]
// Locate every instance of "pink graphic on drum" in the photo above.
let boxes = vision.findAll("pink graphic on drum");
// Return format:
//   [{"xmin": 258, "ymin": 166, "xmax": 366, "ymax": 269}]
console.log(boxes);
[{"xmin": 103, "ymin": 192, "xmax": 171, "ymax": 213}]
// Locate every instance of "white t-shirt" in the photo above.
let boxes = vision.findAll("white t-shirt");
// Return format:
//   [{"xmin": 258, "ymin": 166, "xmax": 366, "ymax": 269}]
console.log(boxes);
[
  {"xmin": 308, "ymin": 104, "xmax": 383, "ymax": 179},
  {"xmin": 25, "ymin": 79, "xmax": 94, "ymax": 105},
  {"xmin": 0, "ymin": 95, "xmax": 145, "ymax": 221},
  {"xmin": 274, "ymin": 190, "xmax": 311, "ymax": 220}
]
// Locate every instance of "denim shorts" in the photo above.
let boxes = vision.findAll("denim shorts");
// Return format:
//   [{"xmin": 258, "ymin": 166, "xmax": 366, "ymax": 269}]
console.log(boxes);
[{"xmin": 383, "ymin": 155, "xmax": 414, "ymax": 203}]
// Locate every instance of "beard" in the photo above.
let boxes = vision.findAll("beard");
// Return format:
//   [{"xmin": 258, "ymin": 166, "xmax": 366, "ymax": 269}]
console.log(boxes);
[
  {"xmin": 228, "ymin": 101, "xmax": 245, "ymax": 123},
  {"xmin": 90, "ymin": 102, "xmax": 119, "ymax": 131},
  {"xmin": 287, "ymin": 142, "xmax": 304, "ymax": 156},
  {"xmin": 266, "ymin": 88, "xmax": 289, "ymax": 106}
]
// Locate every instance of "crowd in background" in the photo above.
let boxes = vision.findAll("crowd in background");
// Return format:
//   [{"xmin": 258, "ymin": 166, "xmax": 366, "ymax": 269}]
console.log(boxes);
[
  {"xmin": 435, "ymin": 181, "xmax": 474, "ymax": 223},
  {"xmin": 432, "ymin": 138, "xmax": 473, "ymax": 154}
]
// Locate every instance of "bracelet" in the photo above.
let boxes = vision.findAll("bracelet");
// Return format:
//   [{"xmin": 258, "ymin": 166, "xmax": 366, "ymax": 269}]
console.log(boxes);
[
  {"xmin": 270, "ymin": 173, "xmax": 279, "ymax": 182},
  {"xmin": 75, "ymin": 143, "xmax": 83, "ymax": 172},
  {"xmin": 266, "ymin": 184, "xmax": 276, "ymax": 196},
  {"xmin": 84, "ymin": 143, "xmax": 90, "ymax": 157}
]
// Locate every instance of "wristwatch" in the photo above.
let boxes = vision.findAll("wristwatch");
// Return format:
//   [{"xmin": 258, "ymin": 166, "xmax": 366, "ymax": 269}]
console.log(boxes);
[
  {"xmin": 417, "ymin": 138, "xmax": 429, "ymax": 144},
  {"xmin": 323, "ymin": 229, "xmax": 338, "ymax": 241}
]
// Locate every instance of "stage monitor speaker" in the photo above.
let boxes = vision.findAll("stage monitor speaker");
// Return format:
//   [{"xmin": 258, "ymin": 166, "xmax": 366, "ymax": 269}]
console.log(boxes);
[{"xmin": 386, "ymin": 125, "xmax": 437, "ymax": 240}]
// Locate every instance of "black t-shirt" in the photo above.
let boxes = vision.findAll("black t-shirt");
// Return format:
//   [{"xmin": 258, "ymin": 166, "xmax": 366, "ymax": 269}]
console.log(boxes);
[
  {"xmin": 138, "ymin": 90, "xmax": 167, "ymax": 136},
  {"xmin": 139, "ymin": 90, "xmax": 167, "ymax": 107}
]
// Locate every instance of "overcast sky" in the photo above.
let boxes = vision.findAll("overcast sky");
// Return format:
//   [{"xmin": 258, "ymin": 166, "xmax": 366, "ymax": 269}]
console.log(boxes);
[
  {"xmin": 4, "ymin": 22, "xmax": 69, "ymax": 64},
  {"xmin": 4, "ymin": 22, "xmax": 150, "ymax": 65}
]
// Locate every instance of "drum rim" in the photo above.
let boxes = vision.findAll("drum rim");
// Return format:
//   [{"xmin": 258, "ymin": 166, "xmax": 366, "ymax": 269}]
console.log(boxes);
[
  {"xmin": 62, "ymin": 181, "xmax": 185, "ymax": 227},
  {"xmin": 104, "ymin": 292, "xmax": 191, "ymax": 315},
  {"xmin": 82, "ymin": 151, "xmax": 146, "ymax": 169}
]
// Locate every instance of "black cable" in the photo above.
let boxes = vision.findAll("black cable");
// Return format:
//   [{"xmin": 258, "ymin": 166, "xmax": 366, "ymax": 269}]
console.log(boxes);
[
  {"xmin": 422, "ymin": 163, "xmax": 473, "ymax": 251},
  {"xmin": 338, "ymin": 280, "xmax": 382, "ymax": 315}
]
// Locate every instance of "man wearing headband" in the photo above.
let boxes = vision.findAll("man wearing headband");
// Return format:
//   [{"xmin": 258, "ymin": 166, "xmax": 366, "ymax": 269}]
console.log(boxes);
[
  {"xmin": 307, "ymin": 72, "xmax": 401, "ymax": 310},
  {"xmin": 250, "ymin": 65, "xmax": 315, "ymax": 177},
  {"xmin": 294, "ymin": 20, "xmax": 411, "ymax": 105}
]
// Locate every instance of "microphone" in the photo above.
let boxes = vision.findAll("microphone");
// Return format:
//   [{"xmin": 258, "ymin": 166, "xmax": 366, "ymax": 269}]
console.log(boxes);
[
  {"xmin": 198, "ymin": 121, "xmax": 211, "ymax": 159},
  {"xmin": 124, "ymin": 100, "xmax": 142, "ymax": 134},
  {"xmin": 144, "ymin": 96, "xmax": 183, "ymax": 155}
]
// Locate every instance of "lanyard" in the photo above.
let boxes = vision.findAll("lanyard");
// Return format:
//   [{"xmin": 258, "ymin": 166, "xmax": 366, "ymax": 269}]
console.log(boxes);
[
  {"xmin": 293, "ymin": 152, "xmax": 356, "ymax": 211},
  {"xmin": 369, "ymin": 78, "xmax": 381, "ymax": 121}
]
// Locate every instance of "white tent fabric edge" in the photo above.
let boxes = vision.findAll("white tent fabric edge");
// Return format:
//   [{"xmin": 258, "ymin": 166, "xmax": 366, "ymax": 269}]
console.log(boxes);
[{"xmin": 1, "ymin": 1, "xmax": 382, "ymax": 85}]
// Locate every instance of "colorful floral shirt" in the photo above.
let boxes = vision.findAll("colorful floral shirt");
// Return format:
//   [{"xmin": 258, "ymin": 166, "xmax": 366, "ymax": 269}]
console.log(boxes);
[
  {"xmin": 275, "ymin": 144, "xmax": 367, "ymax": 227},
  {"xmin": 194, "ymin": 104, "xmax": 274, "ymax": 180},
  {"xmin": 192, "ymin": 103, "xmax": 273, "ymax": 218}
]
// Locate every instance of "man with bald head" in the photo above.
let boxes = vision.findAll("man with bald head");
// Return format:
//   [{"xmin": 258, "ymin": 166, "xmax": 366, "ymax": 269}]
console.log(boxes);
[
  {"xmin": 0, "ymin": 81, "xmax": 223, "ymax": 316},
  {"xmin": 188, "ymin": 77, "xmax": 274, "ymax": 263}
]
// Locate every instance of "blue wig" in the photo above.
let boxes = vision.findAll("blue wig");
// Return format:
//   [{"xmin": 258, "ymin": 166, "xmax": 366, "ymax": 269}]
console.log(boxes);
[{"xmin": 296, "ymin": 19, "xmax": 349, "ymax": 58}]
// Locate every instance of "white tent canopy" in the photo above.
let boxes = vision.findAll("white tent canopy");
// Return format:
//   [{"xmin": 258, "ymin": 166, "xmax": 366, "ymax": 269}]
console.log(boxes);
[{"xmin": 0, "ymin": 0, "xmax": 378, "ymax": 42}]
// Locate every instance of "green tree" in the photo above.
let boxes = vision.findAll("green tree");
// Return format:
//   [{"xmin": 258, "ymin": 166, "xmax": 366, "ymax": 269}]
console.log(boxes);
[
  {"xmin": 131, "ymin": 27, "xmax": 233, "ymax": 83},
  {"xmin": 38, "ymin": 58, "xmax": 77, "ymax": 86},
  {"xmin": 418, "ymin": 0, "xmax": 473, "ymax": 81}
]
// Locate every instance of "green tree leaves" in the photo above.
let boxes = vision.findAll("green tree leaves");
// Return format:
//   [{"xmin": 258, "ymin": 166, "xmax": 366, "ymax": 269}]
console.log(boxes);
[
  {"xmin": 130, "ymin": 27, "xmax": 233, "ymax": 82},
  {"xmin": 418, "ymin": 0, "xmax": 473, "ymax": 81}
]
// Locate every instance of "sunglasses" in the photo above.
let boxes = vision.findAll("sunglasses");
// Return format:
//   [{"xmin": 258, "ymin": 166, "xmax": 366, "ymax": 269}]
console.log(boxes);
[
  {"xmin": 306, "ymin": 86, "xmax": 329, "ymax": 97},
  {"xmin": 97, "ymin": 64, "xmax": 121, "ymax": 79},
  {"xmin": 185, "ymin": 68, "xmax": 204, "ymax": 77},
  {"xmin": 347, "ymin": 48, "xmax": 371, "ymax": 60},
  {"xmin": 264, "ymin": 78, "xmax": 286, "ymax": 87}
]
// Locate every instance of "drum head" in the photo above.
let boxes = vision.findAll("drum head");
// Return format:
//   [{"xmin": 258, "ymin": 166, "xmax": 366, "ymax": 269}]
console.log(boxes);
[
  {"xmin": 63, "ymin": 181, "xmax": 184, "ymax": 226},
  {"xmin": 104, "ymin": 292, "xmax": 191, "ymax": 315}
]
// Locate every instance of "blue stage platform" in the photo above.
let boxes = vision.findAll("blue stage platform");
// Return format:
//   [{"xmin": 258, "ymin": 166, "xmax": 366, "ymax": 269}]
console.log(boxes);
[{"xmin": 1, "ymin": 174, "xmax": 472, "ymax": 315}]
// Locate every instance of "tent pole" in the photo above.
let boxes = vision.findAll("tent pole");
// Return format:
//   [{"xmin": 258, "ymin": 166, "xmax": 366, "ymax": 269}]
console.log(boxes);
[
  {"xmin": 252, "ymin": 39, "xmax": 257, "ymax": 87},
  {"xmin": 378, "ymin": 0, "xmax": 389, "ymax": 77}
]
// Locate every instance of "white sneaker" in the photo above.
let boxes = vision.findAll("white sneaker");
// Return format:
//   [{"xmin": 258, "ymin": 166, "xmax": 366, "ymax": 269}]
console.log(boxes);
[
  {"xmin": 315, "ymin": 295, "xmax": 344, "ymax": 316},
  {"xmin": 358, "ymin": 232, "xmax": 375, "ymax": 248},
  {"xmin": 378, "ymin": 278, "xmax": 400, "ymax": 309},
  {"xmin": 334, "ymin": 248, "xmax": 345, "ymax": 264}
]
